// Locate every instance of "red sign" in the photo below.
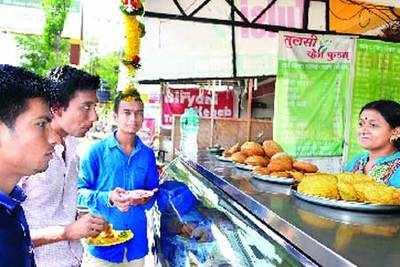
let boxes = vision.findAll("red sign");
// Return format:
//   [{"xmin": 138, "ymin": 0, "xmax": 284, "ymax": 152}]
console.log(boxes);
[{"xmin": 162, "ymin": 88, "xmax": 234, "ymax": 125}]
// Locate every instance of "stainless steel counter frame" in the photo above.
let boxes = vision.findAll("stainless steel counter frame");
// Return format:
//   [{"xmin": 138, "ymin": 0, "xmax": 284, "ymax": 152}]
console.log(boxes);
[{"xmin": 179, "ymin": 153, "xmax": 400, "ymax": 267}]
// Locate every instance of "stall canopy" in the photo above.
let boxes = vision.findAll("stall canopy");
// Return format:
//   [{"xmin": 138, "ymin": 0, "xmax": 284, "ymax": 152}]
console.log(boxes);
[{"xmin": 136, "ymin": 0, "xmax": 399, "ymax": 82}]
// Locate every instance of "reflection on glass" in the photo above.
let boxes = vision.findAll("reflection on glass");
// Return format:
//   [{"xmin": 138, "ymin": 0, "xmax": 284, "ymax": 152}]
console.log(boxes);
[{"xmin": 159, "ymin": 160, "xmax": 303, "ymax": 267}]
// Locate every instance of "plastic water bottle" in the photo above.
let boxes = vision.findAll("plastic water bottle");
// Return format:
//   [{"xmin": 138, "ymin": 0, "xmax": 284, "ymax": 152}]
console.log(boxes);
[{"xmin": 180, "ymin": 108, "xmax": 200, "ymax": 160}]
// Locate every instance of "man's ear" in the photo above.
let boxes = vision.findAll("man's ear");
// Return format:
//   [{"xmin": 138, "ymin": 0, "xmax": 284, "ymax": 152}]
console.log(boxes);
[{"xmin": 0, "ymin": 121, "xmax": 12, "ymax": 147}]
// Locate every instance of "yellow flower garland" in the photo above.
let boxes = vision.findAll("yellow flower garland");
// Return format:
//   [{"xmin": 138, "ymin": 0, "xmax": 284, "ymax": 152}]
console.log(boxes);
[{"xmin": 123, "ymin": 14, "xmax": 140, "ymax": 62}]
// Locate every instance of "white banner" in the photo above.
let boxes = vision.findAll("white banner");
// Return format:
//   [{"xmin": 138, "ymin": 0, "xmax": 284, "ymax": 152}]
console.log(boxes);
[{"xmin": 279, "ymin": 32, "xmax": 355, "ymax": 63}]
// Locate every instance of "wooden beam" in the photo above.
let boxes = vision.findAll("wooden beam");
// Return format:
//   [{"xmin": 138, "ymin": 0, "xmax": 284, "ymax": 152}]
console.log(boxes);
[{"xmin": 246, "ymin": 79, "xmax": 253, "ymax": 141}]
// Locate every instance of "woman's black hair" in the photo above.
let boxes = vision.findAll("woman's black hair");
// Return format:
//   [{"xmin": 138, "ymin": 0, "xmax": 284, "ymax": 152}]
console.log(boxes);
[{"xmin": 360, "ymin": 100, "xmax": 400, "ymax": 150}]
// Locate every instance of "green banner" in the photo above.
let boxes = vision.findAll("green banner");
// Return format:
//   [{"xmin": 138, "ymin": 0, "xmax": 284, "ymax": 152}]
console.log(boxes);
[
  {"xmin": 348, "ymin": 39, "xmax": 400, "ymax": 158},
  {"xmin": 274, "ymin": 61, "xmax": 349, "ymax": 157}
]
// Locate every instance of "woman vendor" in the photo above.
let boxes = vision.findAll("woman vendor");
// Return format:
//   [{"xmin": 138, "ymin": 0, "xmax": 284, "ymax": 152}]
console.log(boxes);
[{"xmin": 344, "ymin": 100, "xmax": 400, "ymax": 187}]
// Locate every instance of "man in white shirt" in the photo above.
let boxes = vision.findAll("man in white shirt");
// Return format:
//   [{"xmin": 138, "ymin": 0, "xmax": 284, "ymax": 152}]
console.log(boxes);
[{"xmin": 21, "ymin": 65, "xmax": 107, "ymax": 267}]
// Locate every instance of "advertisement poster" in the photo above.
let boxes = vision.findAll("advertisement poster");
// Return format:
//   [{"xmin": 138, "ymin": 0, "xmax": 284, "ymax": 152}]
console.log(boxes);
[
  {"xmin": 162, "ymin": 87, "xmax": 234, "ymax": 126},
  {"xmin": 348, "ymin": 39, "xmax": 400, "ymax": 158},
  {"xmin": 274, "ymin": 32, "xmax": 355, "ymax": 156}
]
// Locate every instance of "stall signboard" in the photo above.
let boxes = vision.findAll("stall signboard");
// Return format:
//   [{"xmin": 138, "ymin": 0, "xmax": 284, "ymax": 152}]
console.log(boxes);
[
  {"xmin": 162, "ymin": 88, "xmax": 234, "ymax": 126},
  {"xmin": 274, "ymin": 32, "xmax": 355, "ymax": 157},
  {"xmin": 348, "ymin": 39, "xmax": 400, "ymax": 158}
]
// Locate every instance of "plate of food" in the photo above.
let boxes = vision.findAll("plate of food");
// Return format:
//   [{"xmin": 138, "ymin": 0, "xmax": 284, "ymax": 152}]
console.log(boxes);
[
  {"xmin": 252, "ymin": 173, "xmax": 294, "ymax": 185},
  {"xmin": 252, "ymin": 167, "xmax": 298, "ymax": 185},
  {"xmin": 292, "ymin": 172, "xmax": 400, "ymax": 212},
  {"xmin": 86, "ymin": 225, "xmax": 134, "ymax": 246},
  {"xmin": 292, "ymin": 189, "xmax": 400, "ymax": 212},
  {"xmin": 234, "ymin": 163, "xmax": 254, "ymax": 171},
  {"xmin": 217, "ymin": 155, "xmax": 233, "ymax": 162}
]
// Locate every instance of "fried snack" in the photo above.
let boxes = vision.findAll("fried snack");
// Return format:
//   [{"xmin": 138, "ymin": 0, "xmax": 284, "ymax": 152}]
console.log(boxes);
[
  {"xmin": 336, "ymin": 173, "xmax": 378, "ymax": 202},
  {"xmin": 337, "ymin": 181, "xmax": 358, "ymax": 201},
  {"xmin": 297, "ymin": 174, "xmax": 339, "ymax": 199},
  {"xmin": 270, "ymin": 152, "xmax": 293, "ymax": 162},
  {"xmin": 240, "ymin": 142, "xmax": 265, "ymax": 156},
  {"xmin": 104, "ymin": 224, "xmax": 113, "ymax": 238},
  {"xmin": 293, "ymin": 161, "xmax": 318, "ymax": 173},
  {"xmin": 230, "ymin": 151, "xmax": 247, "ymax": 164},
  {"xmin": 254, "ymin": 166, "xmax": 269, "ymax": 175},
  {"xmin": 336, "ymin": 173, "xmax": 375, "ymax": 184},
  {"xmin": 267, "ymin": 159, "xmax": 293, "ymax": 173},
  {"xmin": 270, "ymin": 171, "xmax": 291, "ymax": 178},
  {"xmin": 223, "ymin": 142, "xmax": 240, "ymax": 157},
  {"xmin": 262, "ymin": 140, "xmax": 283, "ymax": 158},
  {"xmin": 287, "ymin": 170, "xmax": 305, "ymax": 182},
  {"xmin": 87, "ymin": 226, "xmax": 133, "ymax": 246},
  {"xmin": 353, "ymin": 182, "xmax": 400, "ymax": 205},
  {"xmin": 245, "ymin": 155, "xmax": 269, "ymax": 167}
]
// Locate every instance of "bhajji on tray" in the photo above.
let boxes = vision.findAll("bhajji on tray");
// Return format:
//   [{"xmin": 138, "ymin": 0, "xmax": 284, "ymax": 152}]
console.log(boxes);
[
  {"xmin": 240, "ymin": 141, "xmax": 265, "ymax": 157},
  {"xmin": 297, "ymin": 172, "xmax": 400, "ymax": 205},
  {"xmin": 222, "ymin": 140, "xmax": 319, "ymax": 180}
]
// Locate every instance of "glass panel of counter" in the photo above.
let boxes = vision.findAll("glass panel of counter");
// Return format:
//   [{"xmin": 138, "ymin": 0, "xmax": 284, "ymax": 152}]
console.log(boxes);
[{"xmin": 157, "ymin": 158, "xmax": 316, "ymax": 267}]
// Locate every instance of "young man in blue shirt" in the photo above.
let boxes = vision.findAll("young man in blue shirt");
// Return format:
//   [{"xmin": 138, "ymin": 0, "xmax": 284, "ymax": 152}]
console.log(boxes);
[
  {"xmin": 78, "ymin": 87, "xmax": 159, "ymax": 266},
  {"xmin": 0, "ymin": 64, "xmax": 60, "ymax": 266}
]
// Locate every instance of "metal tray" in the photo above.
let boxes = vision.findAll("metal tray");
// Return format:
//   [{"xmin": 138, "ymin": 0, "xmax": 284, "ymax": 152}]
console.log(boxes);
[
  {"xmin": 292, "ymin": 190, "xmax": 400, "ymax": 212},
  {"xmin": 252, "ymin": 173, "xmax": 295, "ymax": 185},
  {"xmin": 234, "ymin": 163, "xmax": 254, "ymax": 171},
  {"xmin": 217, "ymin": 155, "xmax": 233, "ymax": 162}
]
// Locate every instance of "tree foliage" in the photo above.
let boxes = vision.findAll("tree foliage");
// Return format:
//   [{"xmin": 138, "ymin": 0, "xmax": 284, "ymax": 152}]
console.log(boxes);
[
  {"xmin": 83, "ymin": 52, "xmax": 120, "ymax": 99},
  {"xmin": 16, "ymin": 0, "xmax": 72, "ymax": 75},
  {"xmin": 83, "ymin": 52, "xmax": 120, "ymax": 116}
]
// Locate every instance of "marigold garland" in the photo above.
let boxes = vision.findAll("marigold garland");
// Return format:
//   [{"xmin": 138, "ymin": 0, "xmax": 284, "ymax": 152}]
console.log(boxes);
[
  {"xmin": 122, "ymin": 13, "xmax": 141, "ymax": 63},
  {"xmin": 118, "ymin": 0, "xmax": 144, "ymax": 95}
]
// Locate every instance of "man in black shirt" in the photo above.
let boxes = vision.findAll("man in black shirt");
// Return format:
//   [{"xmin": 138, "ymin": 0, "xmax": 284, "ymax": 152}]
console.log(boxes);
[{"xmin": 0, "ymin": 65, "xmax": 60, "ymax": 266}]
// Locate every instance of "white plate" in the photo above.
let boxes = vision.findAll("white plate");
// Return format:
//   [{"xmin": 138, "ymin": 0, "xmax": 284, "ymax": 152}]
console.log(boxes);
[
  {"xmin": 235, "ymin": 163, "xmax": 254, "ymax": 171},
  {"xmin": 252, "ymin": 173, "xmax": 294, "ymax": 185},
  {"xmin": 292, "ymin": 190, "xmax": 400, "ymax": 212}
]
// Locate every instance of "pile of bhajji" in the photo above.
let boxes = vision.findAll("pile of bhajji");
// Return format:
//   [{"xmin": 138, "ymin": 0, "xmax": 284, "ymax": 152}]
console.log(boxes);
[
  {"xmin": 297, "ymin": 172, "xmax": 400, "ymax": 205},
  {"xmin": 223, "ymin": 140, "xmax": 319, "ymax": 179}
]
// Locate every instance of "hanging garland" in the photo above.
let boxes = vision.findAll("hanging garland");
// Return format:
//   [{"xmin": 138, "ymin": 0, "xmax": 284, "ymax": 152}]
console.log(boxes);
[{"xmin": 119, "ymin": 0, "xmax": 146, "ymax": 93}]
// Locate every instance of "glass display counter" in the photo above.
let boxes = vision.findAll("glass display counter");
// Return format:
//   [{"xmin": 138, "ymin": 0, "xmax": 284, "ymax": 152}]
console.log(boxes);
[{"xmin": 158, "ymin": 152, "xmax": 400, "ymax": 267}]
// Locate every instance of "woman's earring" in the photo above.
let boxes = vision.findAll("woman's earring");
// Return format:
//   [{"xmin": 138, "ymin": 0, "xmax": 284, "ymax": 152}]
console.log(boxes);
[{"xmin": 390, "ymin": 127, "xmax": 400, "ymax": 143}]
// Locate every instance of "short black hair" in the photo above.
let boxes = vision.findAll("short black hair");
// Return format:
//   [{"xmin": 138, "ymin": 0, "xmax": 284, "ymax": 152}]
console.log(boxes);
[
  {"xmin": 360, "ymin": 99, "xmax": 400, "ymax": 150},
  {"xmin": 0, "ymin": 64, "xmax": 49, "ymax": 128},
  {"xmin": 47, "ymin": 65, "xmax": 100, "ymax": 109},
  {"xmin": 113, "ymin": 87, "xmax": 143, "ymax": 113}
]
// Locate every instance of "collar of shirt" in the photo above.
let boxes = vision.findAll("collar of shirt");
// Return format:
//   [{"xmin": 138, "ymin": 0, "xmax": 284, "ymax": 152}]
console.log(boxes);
[
  {"xmin": 358, "ymin": 151, "xmax": 400, "ymax": 165},
  {"xmin": 53, "ymin": 136, "xmax": 77, "ymax": 162},
  {"xmin": 54, "ymin": 141, "xmax": 65, "ymax": 159},
  {"xmin": 0, "ymin": 186, "xmax": 27, "ymax": 211},
  {"xmin": 106, "ymin": 131, "xmax": 144, "ymax": 157}
]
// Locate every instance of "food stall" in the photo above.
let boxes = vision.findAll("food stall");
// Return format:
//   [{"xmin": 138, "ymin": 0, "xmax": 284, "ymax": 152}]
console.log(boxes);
[{"xmin": 159, "ymin": 152, "xmax": 400, "ymax": 267}]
